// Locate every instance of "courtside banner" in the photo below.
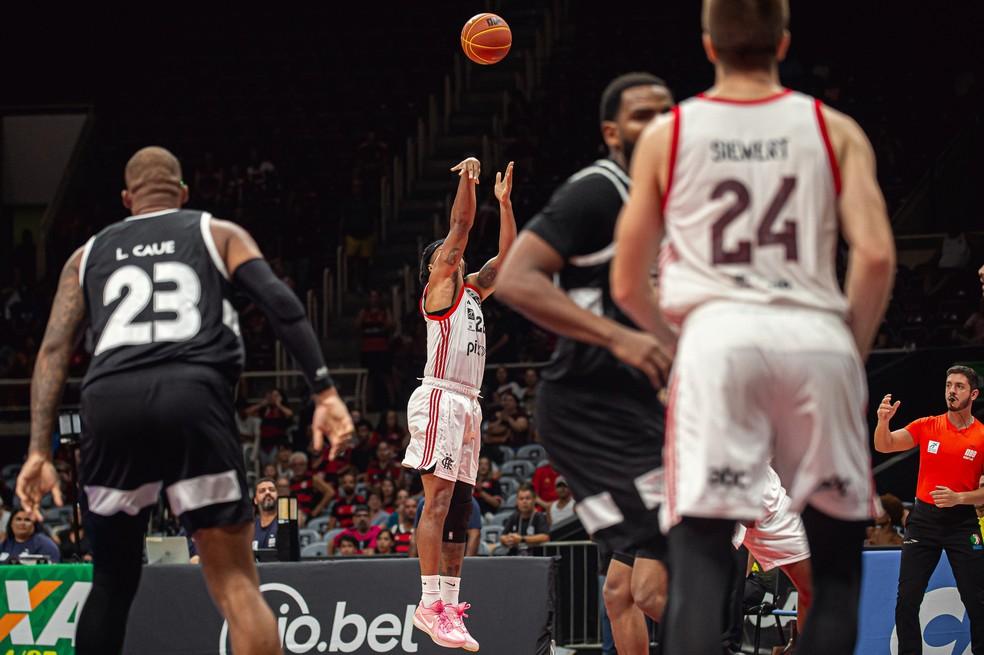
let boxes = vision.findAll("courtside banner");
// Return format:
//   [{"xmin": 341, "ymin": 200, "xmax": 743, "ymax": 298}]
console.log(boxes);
[
  {"xmin": 125, "ymin": 557, "xmax": 555, "ymax": 655},
  {"xmin": 0, "ymin": 564, "xmax": 92, "ymax": 655},
  {"xmin": 856, "ymin": 549, "xmax": 971, "ymax": 655}
]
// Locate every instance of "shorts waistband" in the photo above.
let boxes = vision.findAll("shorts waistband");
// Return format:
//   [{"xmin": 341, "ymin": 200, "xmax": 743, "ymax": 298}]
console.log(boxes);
[{"xmin": 421, "ymin": 377, "xmax": 480, "ymax": 398}]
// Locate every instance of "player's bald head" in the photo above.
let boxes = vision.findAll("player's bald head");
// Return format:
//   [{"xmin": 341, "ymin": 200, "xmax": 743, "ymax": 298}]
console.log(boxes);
[
  {"xmin": 702, "ymin": 0, "xmax": 789, "ymax": 71},
  {"xmin": 124, "ymin": 146, "xmax": 183, "ymax": 195}
]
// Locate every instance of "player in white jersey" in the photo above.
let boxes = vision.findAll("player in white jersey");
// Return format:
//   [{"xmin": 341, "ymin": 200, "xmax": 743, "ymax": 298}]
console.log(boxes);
[
  {"xmin": 611, "ymin": 2, "xmax": 895, "ymax": 653},
  {"xmin": 403, "ymin": 156, "xmax": 516, "ymax": 651}
]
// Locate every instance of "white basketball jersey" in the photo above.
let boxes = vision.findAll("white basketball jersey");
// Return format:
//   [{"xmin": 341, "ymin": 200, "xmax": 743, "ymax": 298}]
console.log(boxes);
[
  {"xmin": 420, "ymin": 283, "xmax": 486, "ymax": 389},
  {"xmin": 659, "ymin": 89, "xmax": 848, "ymax": 324}
]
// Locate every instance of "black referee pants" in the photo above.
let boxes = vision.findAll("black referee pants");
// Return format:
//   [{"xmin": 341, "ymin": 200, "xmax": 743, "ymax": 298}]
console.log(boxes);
[{"xmin": 895, "ymin": 500, "xmax": 984, "ymax": 655}]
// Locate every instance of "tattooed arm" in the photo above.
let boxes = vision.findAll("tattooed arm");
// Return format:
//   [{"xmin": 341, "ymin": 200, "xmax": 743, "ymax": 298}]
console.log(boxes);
[
  {"xmin": 17, "ymin": 247, "xmax": 86, "ymax": 518},
  {"xmin": 466, "ymin": 161, "xmax": 517, "ymax": 300}
]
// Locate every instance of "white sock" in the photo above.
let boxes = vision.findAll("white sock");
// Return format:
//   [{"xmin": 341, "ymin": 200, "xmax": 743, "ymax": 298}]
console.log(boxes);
[
  {"xmin": 440, "ymin": 576, "xmax": 461, "ymax": 606},
  {"xmin": 421, "ymin": 575, "xmax": 442, "ymax": 606}
]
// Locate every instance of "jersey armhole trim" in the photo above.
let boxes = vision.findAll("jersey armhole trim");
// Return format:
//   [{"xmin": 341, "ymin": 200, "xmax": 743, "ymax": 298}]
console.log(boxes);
[
  {"xmin": 200, "ymin": 212, "xmax": 231, "ymax": 280},
  {"xmin": 463, "ymin": 283, "xmax": 483, "ymax": 302},
  {"xmin": 660, "ymin": 105, "xmax": 682, "ymax": 215},
  {"xmin": 420, "ymin": 282, "xmax": 465, "ymax": 321},
  {"xmin": 813, "ymin": 99, "xmax": 842, "ymax": 196},
  {"xmin": 78, "ymin": 236, "xmax": 96, "ymax": 288}
]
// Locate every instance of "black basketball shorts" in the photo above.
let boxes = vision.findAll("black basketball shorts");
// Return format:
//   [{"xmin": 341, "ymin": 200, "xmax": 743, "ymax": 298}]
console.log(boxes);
[
  {"xmin": 535, "ymin": 379, "xmax": 666, "ymax": 560},
  {"xmin": 80, "ymin": 362, "xmax": 252, "ymax": 535}
]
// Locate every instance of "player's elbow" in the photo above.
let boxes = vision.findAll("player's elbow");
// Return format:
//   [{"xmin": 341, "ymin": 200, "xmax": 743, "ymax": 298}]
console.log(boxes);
[
  {"xmin": 852, "ymin": 238, "xmax": 896, "ymax": 278},
  {"xmin": 610, "ymin": 268, "xmax": 636, "ymax": 312}
]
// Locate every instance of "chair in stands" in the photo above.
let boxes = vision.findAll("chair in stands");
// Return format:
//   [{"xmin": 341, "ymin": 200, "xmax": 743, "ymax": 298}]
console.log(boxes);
[
  {"xmin": 1, "ymin": 463, "xmax": 21, "ymax": 482},
  {"xmin": 301, "ymin": 542, "xmax": 328, "ymax": 558},
  {"xmin": 498, "ymin": 446, "xmax": 515, "ymax": 462},
  {"xmin": 298, "ymin": 528, "xmax": 320, "ymax": 548},
  {"xmin": 516, "ymin": 444, "xmax": 546, "ymax": 463},
  {"xmin": 499, "ymin": 460, "xmax": 535, "ymax": 481},
  {"xmin": 503, "ymin": 493, "xmax": 518, "ymax": 509},
  {"xmin": 307, "ymin": 516, "xmax": 331, "ymax": 535},
  {"xmin": 498, "ymin": 476, "xmax": 520, "ymax": 499},
  {"xmin": 322, "ymin": 527, "xmax": 345, "ymax": 547},
  {"xmin": 481, "ymin": 525, "xmax": 504, "ymax": 550}
]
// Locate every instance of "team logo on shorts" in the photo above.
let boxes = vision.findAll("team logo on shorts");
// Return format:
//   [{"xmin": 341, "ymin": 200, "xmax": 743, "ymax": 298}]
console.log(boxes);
[
  {"xmin": 971, "ymin": 533, "xmax": 983, "ymax": 551},
  {"xmin": 441, "ymin": 454, "xmax": 455, "ymax": 471},
  {"xmin": 963, "ymin": 448, "xmax": 977, "ymax": 461},
  {"xmin": 817, "ymin": 475, "xmax": 850, "ymax": 497},
  {"xmin": 927, "ymin": 440, "xmax": 941, "ymax": 454},
  {"xmin": 708, "ymin": 466, "xmax": 748, "ymax": 489}
]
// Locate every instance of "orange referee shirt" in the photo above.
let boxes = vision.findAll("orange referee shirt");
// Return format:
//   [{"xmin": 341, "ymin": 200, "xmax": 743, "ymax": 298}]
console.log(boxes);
[{"xmin": 905, "ymin": 414, "xmax": 984, "ymax": 504}]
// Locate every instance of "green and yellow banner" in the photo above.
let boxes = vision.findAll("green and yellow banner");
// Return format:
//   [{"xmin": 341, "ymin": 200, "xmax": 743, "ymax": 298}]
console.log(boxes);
[{"xmin": 0, "ymin": 564, "xmax": 91, "ymax": 655}]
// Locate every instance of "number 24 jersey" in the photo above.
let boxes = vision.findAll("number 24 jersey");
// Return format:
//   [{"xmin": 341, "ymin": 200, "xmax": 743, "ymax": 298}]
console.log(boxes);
[
  {"xmin": 658, "ymin": 90, "xmax": 849, "ymax": 324},
  {"xmin": 79, "ymin": 209, "xmax": 244, "ymax": 387}
]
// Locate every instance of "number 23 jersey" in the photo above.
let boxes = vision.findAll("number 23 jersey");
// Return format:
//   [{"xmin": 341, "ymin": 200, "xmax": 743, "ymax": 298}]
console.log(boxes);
[
  {"xmin": 659, "ymin": 89, "xmax": 849, "ymax": 325},
  {"xmin": 80, "ymin": 209, "xmax": 244, "ymax": 387}
]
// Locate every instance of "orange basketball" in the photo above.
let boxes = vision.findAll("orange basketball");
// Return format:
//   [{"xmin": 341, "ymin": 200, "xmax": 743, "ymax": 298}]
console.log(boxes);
[{"xmin": 461, "ymin": 13, "xmax": 512, "ymax": 65}]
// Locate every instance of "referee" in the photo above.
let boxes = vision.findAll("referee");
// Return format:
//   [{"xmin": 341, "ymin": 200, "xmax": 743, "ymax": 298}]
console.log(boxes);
[{"xmin": 874, "ymin": 364, "xmax": 984, "ymax": 655}]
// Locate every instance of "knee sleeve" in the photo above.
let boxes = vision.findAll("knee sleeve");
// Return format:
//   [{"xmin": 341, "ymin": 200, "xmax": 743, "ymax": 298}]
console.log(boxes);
[{"xmin": 443, "ymin": 482, "xmax": 474, "ymax": 543}]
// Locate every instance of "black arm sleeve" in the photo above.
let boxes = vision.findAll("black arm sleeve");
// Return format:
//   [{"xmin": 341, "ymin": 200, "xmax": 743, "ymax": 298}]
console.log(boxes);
[{"xmin": 233, "ymin": 258, "xmax": 334, "ymax": 393}]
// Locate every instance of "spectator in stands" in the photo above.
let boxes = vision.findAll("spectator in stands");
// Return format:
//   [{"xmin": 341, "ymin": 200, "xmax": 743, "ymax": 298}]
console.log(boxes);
[
  {"xmin": 330, "ymin": 506, "xmax": 381, "ymax": 555},
  {"xmin": 474, "ymin": 456, "xmax": 504, "ymax": 517},
  {"xmin": 377, "ymin": 409, "xmax": 410, "ymax": 453},
  {"xmin": 275, "ymin": 475, "xmax": 291, "ymax": 497},
  {"xmin": 0, "ymin": 509, "xmax": 60, "ymax": 562},
  {"xmin": 329, "ymin": 469, "xmax": 366, "ymax": 530},
  {"xmin": 310, "ymin": 437, "xmax": 353, "ymax": 486},
  {"xmin": 532, "ymin": 460, "xmax": 560, "ymax": 507},
  {"xmin": 253, "ymin": 478, "xmax": 279, "ymax": 550},
  {"xmin": 500, "ymin": 484, "xmax": 549, "ymax": 556},
  {"xmin": 335, "ymin": 534, "xmax": 359, "ymax": 557},
  {"xmin": 274, "ymin": 444, "xmax": 293, "ymax": 479},
  {"xmin": 366, "ymin": 441, "xmax": 402, "ymax": 486},
  {"xmin": 236, "ymin": 396, "xmax": 261, "ymax": 447},
  {"xmin": 356, "ymin": 290, "xmax": 394, "ymax": 409},
  {"xmin": 372, "ymin": 529, "xmax": 396, "ymax": 555},
  {"xmin": 261, "ymin": 462, "xmax": 277, "ymax": 479},
  {"xmin": 343, "ymin": 178, "xmax": 377, "ymax": 293},
  {"xmin": 492, "ymin": 366, "xmax": 522, "ymax": 402},
  {"xmin": 55, "ymin": 507, "xmax": 92, "ymax": 562},
  {"xmin": 248, "ymin": 389, "xmax": 294, "ymax": 459},
  {"xmin": 956, "ymin": 298, "xmax": 984, "ymax": 345},
  {"xmin": 379, "ymin": 478, "xmax": 399, "ymax": 512},
  {"xmin": 518, "ymin": 367, "xmax": 541, "ymax": 414},
  {"xmin": 866, "ymin": 493, "xmax": 905, "ymax": 546},
  {"xmin": 387, "ymin": 490, "xmax": 410, "ymax": 528},
  {"xmin": 978, "ymin": 263, "xmax": 984, "ymax": 295},
  {"xmin": 288, "ymin": 452, "xmax": 332, "ymax": 526},
  {"xmin": 351, "ymin": 420, "xmax": 381, "ymax": 471},
  {"xmin": 548, "ymin": 476, "xmax": 576, "ymax": 526},
  {"xmin": 390, "ymin": 497, "xmax": 416, "ymax": 554},
  {"xmin": 0, "ymin": 498, "xmax": 10, "ymax": 540},
  {"xmin": 494, "ymin": 391, "xmax": 530, "ymax": 444},
  {"xmin": 366, "ymin": 491, "xmax": 391, "ymax": 527}
]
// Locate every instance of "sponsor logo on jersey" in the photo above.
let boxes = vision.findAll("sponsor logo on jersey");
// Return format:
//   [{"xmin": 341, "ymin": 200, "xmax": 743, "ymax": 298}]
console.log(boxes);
[
  {"xmin": 708, "ymin": 466, "xmax": 748, "ymax": 490},
  {"xmin": 465, "ymin": 340, "xmax": 486, "ymax": 357},
  {"xmin": 219, "ymin": 583, "xmax": 419, "ymax": 654},
  {"xmin": 927, "ymin": 440, "xmax": 941, "ymax": 454},
  {"xmin": 963, "ymin": 448, "xmax": 977, "ymax": 461}
]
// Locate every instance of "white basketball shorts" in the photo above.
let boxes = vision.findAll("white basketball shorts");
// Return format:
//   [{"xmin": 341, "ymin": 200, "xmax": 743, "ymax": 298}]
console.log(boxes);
[
  {"xmin": 661, "ymin": 301, "xmax": 881, "ymax": 533},
  {"xmin": 733, "ymin": 466, "xmax": 810, "ymax": 571},
  {"xmin": 402, "ymin": 377, "xmax": 482, "ymax": 485}
]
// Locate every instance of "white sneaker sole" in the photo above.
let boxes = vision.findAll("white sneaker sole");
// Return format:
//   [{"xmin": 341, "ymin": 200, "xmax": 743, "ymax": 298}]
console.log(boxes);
[{"xmin": 413, "ymin": 614, "xmax": 466, "ymax": 649}]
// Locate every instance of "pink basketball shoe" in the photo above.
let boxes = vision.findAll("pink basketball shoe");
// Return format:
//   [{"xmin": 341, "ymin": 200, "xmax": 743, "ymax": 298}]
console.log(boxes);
[
  {"xmin": 445, "ymin": 602, "xmax": 480, "ymax": 652},
  {"xmin": 413, "ymin": 600, "xmax": 466, "ymax": 649}
]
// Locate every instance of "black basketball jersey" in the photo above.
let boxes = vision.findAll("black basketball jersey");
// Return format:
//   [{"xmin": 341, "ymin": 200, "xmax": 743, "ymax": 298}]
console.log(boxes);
[
  {"xmin": 525, "ymin": 159, "xmax": 653, "ymax": 390},
  {"xmin": 80, "ymin": 208, "xmax": 243, "ymax": 387}
]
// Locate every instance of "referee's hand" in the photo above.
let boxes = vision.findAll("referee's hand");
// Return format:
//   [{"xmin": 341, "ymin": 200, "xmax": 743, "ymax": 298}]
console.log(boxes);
[
  {"xmin": 609, "ymin": 325, "xmax": 673, "ymax": 389},
  {"xmin": 312, "ymin": 387, "xmax": 355, "ymax": 461},
  {"xmin": 876, "ymin": 394, "xmax": 901, "ymax": 423},
  {"xmin": 931, "ymin": 485, "xmax": 963, "ymax": 508}
]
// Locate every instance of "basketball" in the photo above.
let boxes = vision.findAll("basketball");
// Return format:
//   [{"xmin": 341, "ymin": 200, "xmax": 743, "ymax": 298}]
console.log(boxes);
[{"xmin": 461, "ymin": 13, "xmax": 512, "ymax": 65}]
